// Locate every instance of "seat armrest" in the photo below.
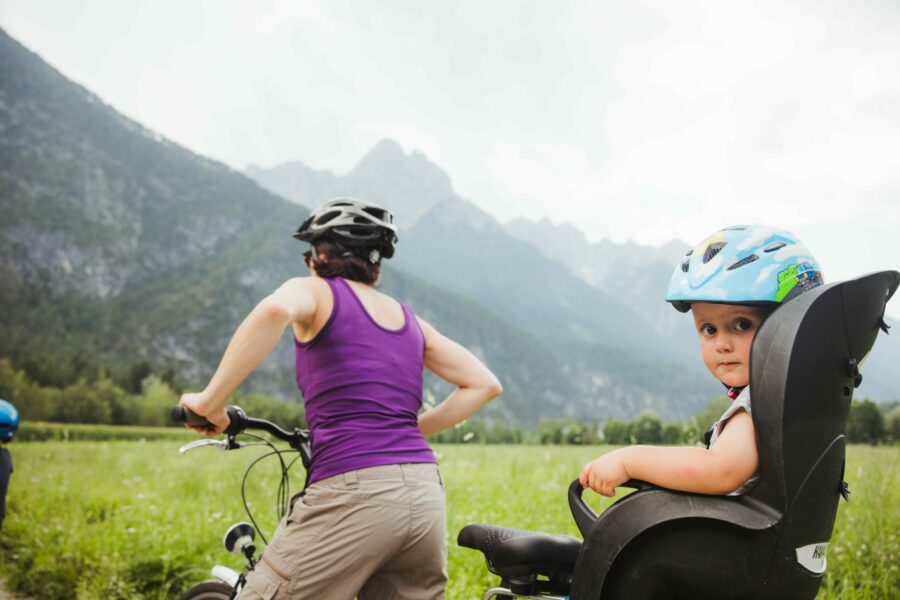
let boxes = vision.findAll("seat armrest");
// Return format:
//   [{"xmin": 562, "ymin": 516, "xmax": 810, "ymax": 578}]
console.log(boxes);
[{"xmin": 568, "ymin": 479, "xmax": 656, "ymax": 537}]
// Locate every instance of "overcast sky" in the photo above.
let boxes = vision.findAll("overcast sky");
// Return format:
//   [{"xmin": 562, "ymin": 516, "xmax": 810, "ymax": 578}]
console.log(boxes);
[{"xmin": 2, "ymin": 0, "xmax": 899, "ymax": 316}]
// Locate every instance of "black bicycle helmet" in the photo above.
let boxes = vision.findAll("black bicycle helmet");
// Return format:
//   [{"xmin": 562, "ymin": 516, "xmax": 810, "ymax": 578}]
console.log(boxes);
[{"xmin": 294, "ymin": 198, "xmax": 398, "ymax": 261}]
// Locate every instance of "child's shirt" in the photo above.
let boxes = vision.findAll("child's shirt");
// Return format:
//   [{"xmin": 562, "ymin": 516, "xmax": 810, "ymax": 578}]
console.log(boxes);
[{"xmin": 708, "ymin": 386, "xmax": 759, "ymax": 495}]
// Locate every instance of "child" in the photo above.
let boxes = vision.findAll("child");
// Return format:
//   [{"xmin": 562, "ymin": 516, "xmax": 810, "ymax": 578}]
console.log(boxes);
[{"xmin": 580, "ymin": 225, "xmax": 824, "ymax": 497}]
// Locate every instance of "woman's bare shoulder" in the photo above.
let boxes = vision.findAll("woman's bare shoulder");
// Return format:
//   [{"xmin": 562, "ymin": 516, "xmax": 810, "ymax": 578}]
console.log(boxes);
[{"xmin": 280, "ymin": 276, "xmax": 329, "ymax": 294}]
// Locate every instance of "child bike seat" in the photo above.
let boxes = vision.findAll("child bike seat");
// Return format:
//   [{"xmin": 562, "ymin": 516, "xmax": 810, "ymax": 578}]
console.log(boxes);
[{"xmin": 459, "ymin": 270, "xmax": 899, "ymax": 600}]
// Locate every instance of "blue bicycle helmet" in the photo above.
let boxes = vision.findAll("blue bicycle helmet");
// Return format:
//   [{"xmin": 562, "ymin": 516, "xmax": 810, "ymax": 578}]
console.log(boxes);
[
  {"xmin": 666, "ymin": 225, "xmax": 824, "ymax": 313},
  {"xmin": 0, "ymin": 399, "xmax": 18, "ymax": 442}
]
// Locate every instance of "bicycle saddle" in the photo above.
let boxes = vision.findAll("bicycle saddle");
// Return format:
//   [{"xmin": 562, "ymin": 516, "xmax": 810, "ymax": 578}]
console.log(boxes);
[{"xmin": 458, "ymin": 524, "xmax": 580, "ymax": 595}]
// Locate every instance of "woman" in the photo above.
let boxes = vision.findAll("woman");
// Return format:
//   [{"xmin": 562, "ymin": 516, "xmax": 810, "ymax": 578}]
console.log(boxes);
[{"xmin": 179, "ymin": 197, "xmax": 502, "ymax": 599}]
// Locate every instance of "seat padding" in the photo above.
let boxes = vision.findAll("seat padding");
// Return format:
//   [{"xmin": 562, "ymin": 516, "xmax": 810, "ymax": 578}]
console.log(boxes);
[{"xmin": 458, "ymin": 524, "xmax": 581, "ymax": 576}]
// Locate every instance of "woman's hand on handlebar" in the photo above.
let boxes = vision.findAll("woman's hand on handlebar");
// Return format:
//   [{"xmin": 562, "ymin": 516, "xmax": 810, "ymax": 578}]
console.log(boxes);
[{"xmin": 178, "ymin": 391, "xmax": 231, "ymax": 436}]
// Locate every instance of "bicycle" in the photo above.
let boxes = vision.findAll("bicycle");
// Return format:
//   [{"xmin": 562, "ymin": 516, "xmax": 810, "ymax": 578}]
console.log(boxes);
[
  {"xmin": 172, "ymin": 405, "xmax": 603, "ymax": 600},
  {"xmin": 171, "ymin": 405, "xmax": 311, "ymax": 600}
]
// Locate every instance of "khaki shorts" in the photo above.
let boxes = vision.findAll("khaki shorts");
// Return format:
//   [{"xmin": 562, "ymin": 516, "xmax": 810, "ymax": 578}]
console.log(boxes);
[{"xmin": 238, "ymin": 463, "xmax": 447, "ymax": 600}]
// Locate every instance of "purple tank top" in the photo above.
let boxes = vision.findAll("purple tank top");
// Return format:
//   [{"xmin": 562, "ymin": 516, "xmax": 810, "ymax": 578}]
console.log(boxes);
[{"xmin": 295, "ymin": 277, "xmax": 436, "ymax": 483}]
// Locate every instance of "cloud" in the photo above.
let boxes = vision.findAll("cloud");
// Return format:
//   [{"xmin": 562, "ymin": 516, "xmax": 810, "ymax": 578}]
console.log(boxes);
[{"xmin": 2, "ymin": 0, "xmax": 899, "ymax": 316}]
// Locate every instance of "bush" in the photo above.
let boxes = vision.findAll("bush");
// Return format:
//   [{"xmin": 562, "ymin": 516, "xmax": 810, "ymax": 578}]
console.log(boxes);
[
  {"xmin": 15, "ymin": 422, "xmax": 197, "ymax": 442},
  {"xmin": 846, "ymin": 399, "xmax": 884, "ymax": 445},
  {"xmin": 628, "ymin": 411, "xmax": 662, "ymax": 444}
]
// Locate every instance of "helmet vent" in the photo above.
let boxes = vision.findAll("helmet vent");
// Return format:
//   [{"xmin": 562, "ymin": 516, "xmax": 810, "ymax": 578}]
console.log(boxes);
[
  {"xmin": 764, "ymin": 241, "xmax": 786, "ymax": 253},
  {"xmin": 363, "ymin": 207, "xmax": 387, "ymax": 220},
  {"xmin": 703, "ymin": 242, "xmax": 726, "ymax": 263},
  {"xmin": 727, "ymin": 254, "xmax": 759, "ymax": 271},
  {"xmin": 315, "ymin": 211, "xmax": 340, "ymax": 226},
  {"xmin": 681, "ymin": 260, "xmax": 690, "ymax": 273}
]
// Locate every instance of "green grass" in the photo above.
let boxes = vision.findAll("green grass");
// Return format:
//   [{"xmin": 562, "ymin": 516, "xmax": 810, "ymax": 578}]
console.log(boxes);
[
  {"xmin": 15, "ymin": 422, "xmax": 199, "ymax": 443},
  {"xmin": 0, "ymin": 440, "xmax": 897, "ymax": 599}
]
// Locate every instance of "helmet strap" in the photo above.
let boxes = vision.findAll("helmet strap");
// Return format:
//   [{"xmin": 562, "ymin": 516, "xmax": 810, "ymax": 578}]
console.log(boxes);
[
  {"xmin": 318, "ymin": 239, "xmax": 383, "ymax": 265},
  {"xmin": 725, "ymin": 385, "xmax": 745, "ymax": 400}
]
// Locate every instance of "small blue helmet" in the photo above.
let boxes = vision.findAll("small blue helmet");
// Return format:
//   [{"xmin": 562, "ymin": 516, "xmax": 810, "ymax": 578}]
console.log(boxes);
[
  {"xmin": 0, "ymin": 399, "xmax": 18, "ymax": 442},
  {"xmin": 666, "ymin": 225, "xmax": 824, "ymax": 313}
]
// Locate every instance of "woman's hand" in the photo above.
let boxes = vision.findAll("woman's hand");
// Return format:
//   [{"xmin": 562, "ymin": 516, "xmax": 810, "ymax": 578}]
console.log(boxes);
[
  {"xmin": 579, "ymin": 449, "xmax": 630, "ymax": 497},
  {"xmin": 416, "ymin": 317, "xmax": 503, "ymax": 436},
  {"xmin": 178, "ymin": 391, "xmax": 230, "ymax": 436}
]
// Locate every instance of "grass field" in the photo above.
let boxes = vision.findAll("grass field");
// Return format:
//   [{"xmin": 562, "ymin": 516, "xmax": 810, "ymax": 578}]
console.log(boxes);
[{"xmin": 0, "ymin": 438, "xmax": 897, "ymax": 599}]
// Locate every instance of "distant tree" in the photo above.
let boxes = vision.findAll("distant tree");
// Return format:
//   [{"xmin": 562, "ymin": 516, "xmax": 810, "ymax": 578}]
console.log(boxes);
[
  {"xmin": 884, "ymin": 405, "xmax": 900, "ymax": 444},
  {"xmin": 486, "ymin": 422, "xmax": 524, "ymax": 444},
  {"xmin": 100, "ymin": 378, "xmax": 139, "ymax": 425},
  {"xmin": 124, "ymin": 360, "xmax": 154, "ymax": 394},
  {"xmin": 20, "ymin": 355, "xmax": 70, "ymax": 388},
  {"xmin": 0, "ymin": 359, "xmax": 57, "ymax": 421},
  {"xmin": 533, "ymin": 418, "xmax": 591, "ymax": 445},
  {"xmin": 628, "ymin": 411, "xmax": 662, "ymax": 444},
  {"xmin": 160, "ymin": 366, "xmax": 180, "ymax": 392},
  {"xmin": 846, "ymin": 399, "xmax": 884, "ymax": 445},
  {"xmin": 232, "ymin": 392, "xmax": 306, "ymax": 429},
  {"xmin": 603, "ymin": 420, "xmax": 630, "ymax": 445},
  {"xmin": 691, "ymin": 396, "xmax": 731, "ymax": 430},
  {"xmin": 55, "ymin": 380, "xmax": 112, "ymax": 424},
  {"xmin": 661, "ymin": 423, "xmax": 684, "ymax": 445},
  {"xmin": 0, "ymin": 358, "xmax": 28, "ymax": 404},
  {"xmin": 138, "ymin": 376, "xmax": 177, "ymax": 427}
]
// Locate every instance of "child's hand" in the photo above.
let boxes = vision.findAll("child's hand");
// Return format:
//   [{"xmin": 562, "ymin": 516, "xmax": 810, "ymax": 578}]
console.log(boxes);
[{"xmin": 579, "ymin": 450, "xmax": 630, "ymax": 497}]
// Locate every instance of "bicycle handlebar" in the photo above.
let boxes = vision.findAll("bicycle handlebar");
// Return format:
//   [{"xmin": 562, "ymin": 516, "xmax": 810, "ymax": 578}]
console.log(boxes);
[{"xmin": 171, "ymin": 405, "xmax": 312, "ymax": 469}]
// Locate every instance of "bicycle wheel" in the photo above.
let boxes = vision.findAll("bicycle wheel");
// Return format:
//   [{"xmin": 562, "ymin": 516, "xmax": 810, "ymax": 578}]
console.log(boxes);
[{"xmin": 179, "ymin": 580, "xmax": 235, "ymax": 600}]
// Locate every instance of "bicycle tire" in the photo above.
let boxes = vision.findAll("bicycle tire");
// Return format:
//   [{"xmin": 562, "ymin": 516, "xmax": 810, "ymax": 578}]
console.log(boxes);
[{"xmin": 179, "ymin": 580, "xmax": 235, "ymax": 600}]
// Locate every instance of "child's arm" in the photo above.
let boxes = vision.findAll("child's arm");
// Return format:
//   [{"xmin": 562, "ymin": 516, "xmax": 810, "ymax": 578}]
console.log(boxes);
[{"xmin": 580, "ymin": 410, "xmax": 758, "ymax": 496}]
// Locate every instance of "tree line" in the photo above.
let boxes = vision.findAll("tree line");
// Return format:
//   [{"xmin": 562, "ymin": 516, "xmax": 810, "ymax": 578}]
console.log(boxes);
[
  {"xmin": 1, "ymin": 358, "xmax": 897, "ymax": 445},
  {"xmin": 0, "ymin": 358, "xmax": 304, "ymax": 430}
]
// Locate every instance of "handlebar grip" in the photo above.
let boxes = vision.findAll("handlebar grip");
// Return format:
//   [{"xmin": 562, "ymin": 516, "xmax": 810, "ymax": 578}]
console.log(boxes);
[
  {"xmin": 171, "ymin": 405, "xmax": 248, "ymax": 436},
  {"xmin": 170, "ymin": 406, "xmax": 215, "ymax": 431}
]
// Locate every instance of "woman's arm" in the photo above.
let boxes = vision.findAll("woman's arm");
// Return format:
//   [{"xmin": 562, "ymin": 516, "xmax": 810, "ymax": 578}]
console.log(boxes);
[
  {"xmin": 580, "ymin": 410, "xmax": 758, "ymax": 496},
  {"xmin": 416, "ymin": 318, "xmax": 503, "ymax": 436},
  {"xmin": 179, "ymin": 278, "xmax": 318, "ymax": 434}
]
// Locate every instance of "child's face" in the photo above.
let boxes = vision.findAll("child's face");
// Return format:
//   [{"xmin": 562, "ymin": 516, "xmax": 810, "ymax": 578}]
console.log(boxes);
[{"xmin": 691, "ymin": 303, "xmax": 769, "ymax": 389}]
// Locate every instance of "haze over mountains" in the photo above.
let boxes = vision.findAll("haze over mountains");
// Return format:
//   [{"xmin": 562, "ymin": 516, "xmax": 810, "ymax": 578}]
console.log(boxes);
[
  {"xmin": 246, "ymin": 141, "xmax": 900, "ymax": 408},
  {"xmin": 2, "ymin": 27, "xmax": 897, "ymax": 428}
]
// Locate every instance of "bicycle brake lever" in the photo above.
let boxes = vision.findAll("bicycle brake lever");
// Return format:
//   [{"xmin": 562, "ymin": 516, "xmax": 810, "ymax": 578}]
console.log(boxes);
[{"xmin": 178, "ymin": 439, "xmax": 230, "ymax": 454}]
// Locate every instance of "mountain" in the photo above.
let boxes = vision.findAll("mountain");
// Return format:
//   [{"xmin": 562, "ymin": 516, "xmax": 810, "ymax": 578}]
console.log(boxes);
[
  {"xmin": 246, "ymin": 139, "xmax": 456, "ymax": 229},
  {"xmin": 5, "ymin": 26, "xmax": 893, "ymax": 430},
  {"xmin": 247, "ymin": 143, "xmax": 737, "ymax": 418},
  {"xmin": 503, "ymin": 220, "xmax": 900, "ymax": 404},
  {"xmin": 247, "ymin": 130, "xmax": 900, "ymax": 407},
  {"xmin": 505, "ymin": 218, "xmax": 694, "ymax": 344},
  {"xmin": 1, "ymin": 27, "xmax": 709, "ymax": 425},
  {"xmin": 247, "ymin": 144, "xmax": 687, "ymax": 355},
  {"xmin": 0, "ymin": 27, "xmax": 298, "ymax": 388}
]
